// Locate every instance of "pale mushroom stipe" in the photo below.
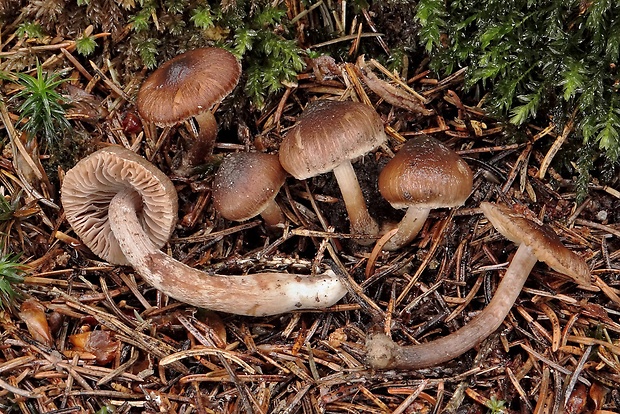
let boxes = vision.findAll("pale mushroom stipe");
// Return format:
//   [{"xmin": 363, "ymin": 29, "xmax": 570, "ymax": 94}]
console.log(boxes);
[
  {"xmin": 378, "ymin": 135, "xmax": 473, "ymax": 251},
  {"xmin": 279, "ymin": 99, "xmax": 387, "ymax": 244},
  {"xmin": 136, "ymin": 47, "xmax": 241, "ymax": 174},
  {"xmin": 366, "ymin": 202, "xmax": 590, "ymax": 369},
  {"xmin": 61, "ymin": 146, "xmax": 347, "ymax": 316}
]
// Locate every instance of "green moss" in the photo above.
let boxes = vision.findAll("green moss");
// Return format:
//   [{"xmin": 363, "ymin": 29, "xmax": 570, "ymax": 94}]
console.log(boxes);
[
  {"xmin": 0, "ymin": 254, "xmax": 26, "ymax": 310},
  {"xmin": 75, "ymin": 33, "xmax": 98, "ymax": 56},
  {"xmin": 16, "ymin": 21, "xmax": 45, "ymax": 39},
  {"xmin": 412, "ymin": 0, "xmax": 620, "ymax": 196},
  {"xmin": 0, "ymin": 62, "xmax": 70, "ymax": 147}
]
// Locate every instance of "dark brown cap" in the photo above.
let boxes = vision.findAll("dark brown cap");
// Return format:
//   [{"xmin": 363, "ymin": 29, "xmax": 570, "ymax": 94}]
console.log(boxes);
[
  {"xmin": 279, "ymin": 100, "xmax": 387, "ymax": 179},
  {"xmin": 480, "ymin": 202, "xmax": 591, "ymax": 285},
  {"xmin": 379, "ymin": 135, "xmax": 473, "ymax": 209},
  {"xmin": 61, "ymin": 146, "xmax": 178, "ymax": 265},
  {"xmin": 213, "ymin": 152, "xmax": 287, "ymax": 222},
  {"xmin": 136, "ymin": 47, "xmax": 241, "ymax": 127}
]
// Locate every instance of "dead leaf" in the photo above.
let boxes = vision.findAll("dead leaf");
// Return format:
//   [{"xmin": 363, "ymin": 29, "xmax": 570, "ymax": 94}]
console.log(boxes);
[
  {"xmin": 19, "ymin": 298, "xmax": 53, "ymax": 346},
  {"xmin": 69, "ymin": 330, "xmax": 120, "ymax": 364}
]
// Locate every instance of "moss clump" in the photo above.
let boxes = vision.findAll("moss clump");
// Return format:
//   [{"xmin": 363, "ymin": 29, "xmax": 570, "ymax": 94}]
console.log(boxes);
[{"xmin": 416, "ymin": 0, "xmax": 620, "ymax": 171}]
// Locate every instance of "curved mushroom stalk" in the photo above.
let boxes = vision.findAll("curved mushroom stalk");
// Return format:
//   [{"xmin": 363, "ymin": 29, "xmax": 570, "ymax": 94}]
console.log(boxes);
[
  {"xmin": 110, "ymin": 190, "xmax": 346, "ymax": 316},
  {"xmin": 62, "ymin": 147, "xmax": 347, "ymax": 316},
  {"xmin": 366, "ymin": 201, "xmax": 590, "ymax": 369},
  {"xmin": 381, "ymin": 207, "xmax": 430, "ymax": 251},
  {"xmin": 366, "ymin": 243, "xmax": 537, "ymax": 369}
]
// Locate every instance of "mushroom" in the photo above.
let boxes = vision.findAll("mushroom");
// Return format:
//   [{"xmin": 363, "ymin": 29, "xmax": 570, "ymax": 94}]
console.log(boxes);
[
  {"xmin": 61, "ymin": 146, "xmax": 347, "ymax": 316},
  {"xmin": 213, "ymin": 152, "xmax": 287, "ymax": 227},
  {"xmin": 136, "ymin": 47, "xmax": 241, "ymax": 174},
  {"xmin": 366, "ymin": 201, "xmax": 590, "ymax": 369},
  {"xmin": 279, "ymin": 100, "xmax": 387, "ymax": 243},
  {"xmin": 378, "ymin": 135, "xmax": 473, "ymax": 250}
]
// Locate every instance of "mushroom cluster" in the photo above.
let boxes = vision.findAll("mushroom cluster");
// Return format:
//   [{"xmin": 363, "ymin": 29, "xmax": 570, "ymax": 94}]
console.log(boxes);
[{"xmin": 61, "ymin": 48, "xmax": 591, "ymax": 373}]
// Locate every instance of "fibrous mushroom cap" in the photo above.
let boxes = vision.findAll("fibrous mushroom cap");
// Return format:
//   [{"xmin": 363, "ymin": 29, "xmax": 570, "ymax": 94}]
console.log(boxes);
[
  {"xmin": 480, "ymin": 202, "xmax": 591, "ymax": 286},
  {"xmin": 61, "ymin": 146, "xmax": 178, "ymax": 266},
  {"xmin": 279, "ymin": 100, "xmax": 387, "ymax": 179},
  {"xmin": 136, "ymin": 47, "xmax": 241, "ymax": 127},
  {"xmin": 213, "ymin": 152, "xmax": 287, "ymax": 221},
  {"xmin": 378, "ymin": 135, "xmax": 473, "ymax": 210}
]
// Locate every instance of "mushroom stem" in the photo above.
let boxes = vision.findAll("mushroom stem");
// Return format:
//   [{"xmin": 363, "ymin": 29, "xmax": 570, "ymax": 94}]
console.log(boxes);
[
  {"xmin": 366, "ymin": 243, "xmax": 538, "ymax": 369},
  {"xmin": 382, "ymin": 207, "xmax": 431, "ymax": 251},
  {"xmin": 332, "ymin": 160, "xmax": 379, "ymax": 244},
  {"xmin": 109, "ymin": 189, "xmax": 346, "ymax": 316},
  {"xmin": 260, "ymin": 199, "xmax": 285, "ymax": 227},
  {"xmin": 178, "ymin": 111, "xmax": 218, "ymax": 174}
]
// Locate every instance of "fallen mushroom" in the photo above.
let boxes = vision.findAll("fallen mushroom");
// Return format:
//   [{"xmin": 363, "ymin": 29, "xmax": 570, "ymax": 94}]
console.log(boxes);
[
  {"xmin": 61, "ymin": 146, "xmax": 347, "ymax": 316},
  {"xmin": 213, "ymin": 152, "xmax": 287, "ymax": 227},
  {"xmin": 378, "ymin": 135, "xmax": 473, "ymax": 250},
  {"xmin": 366, "ymin": 201, "xmax": 590, "ymax": 369},
  {"xmin": 279, "ymin": 99, "xmax": 387, "ymax": 244},
  {"xmin": 136, "ymin": 47, "xmax": 241, "ymax": 175}
]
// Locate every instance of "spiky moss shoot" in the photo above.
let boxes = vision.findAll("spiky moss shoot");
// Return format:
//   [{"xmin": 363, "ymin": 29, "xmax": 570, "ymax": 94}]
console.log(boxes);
[
  {"xmin": 0, "ymin": 254, "xmax": 26, "ymax": 310},
  {"xmin": 1, "ymin": 62, "xmax": 71, "ymax": 147}
]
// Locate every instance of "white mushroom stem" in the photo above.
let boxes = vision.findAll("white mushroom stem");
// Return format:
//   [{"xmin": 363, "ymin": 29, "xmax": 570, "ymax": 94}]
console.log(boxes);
[
  {"xmin": 260, "ymin": 199, "xmax": 286, "ymax": 227},
  {"xmin": 366, "ymin": 242, "xmax": 538, "ymax": 369},
  {"xmin": 332, "ymin": 160, "xmax": 379, "ymax": 244},
  {"xmin": 109, "ymin": 189, "xmax": 346, "ymax": 316},
  {"xmin": 382, "ymin": 206, "xmax": 431, "ymax": 251}
]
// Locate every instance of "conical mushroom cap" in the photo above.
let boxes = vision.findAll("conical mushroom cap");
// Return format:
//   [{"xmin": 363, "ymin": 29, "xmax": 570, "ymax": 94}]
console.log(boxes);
[{"xmin": 136, "ymin": 47, "xmax": 241, "ymax": 127}]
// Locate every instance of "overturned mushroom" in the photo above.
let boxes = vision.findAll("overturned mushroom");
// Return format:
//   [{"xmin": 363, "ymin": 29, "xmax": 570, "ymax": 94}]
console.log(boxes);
[
  {"xmin": 366, "ymin": 201, "xmax": 590, "ymax": 369},
  {"xmin": 61, "ymin": 146, "xmax": 346, "ymax": 316},
  {"xmin": 136, "ymin": 47, "xmax": 241, "ymax": 175}
]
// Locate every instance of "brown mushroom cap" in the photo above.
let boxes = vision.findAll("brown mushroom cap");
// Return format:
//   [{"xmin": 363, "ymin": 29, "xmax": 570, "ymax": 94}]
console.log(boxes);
[
  {"xmin": 61, "ymin": 146, "xmax": 178, "ymax": 266},
  {"xmin": 279, "ymin": 100, "xmax": 387, "ymax": 179},
  {"xmin": 213, "ymin": 152, "xmax": 287, "ymax": 222},
  {"xmin": 379, "ymin": 135, "xmax": 473, "ymax": 210},
  {"xmin": 136, "ymin": 47, "xmax": 241, "ymax": 127},
  {"xmin": 479, "ymin": 202, "xmax": 591, "ymax": 285}
]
